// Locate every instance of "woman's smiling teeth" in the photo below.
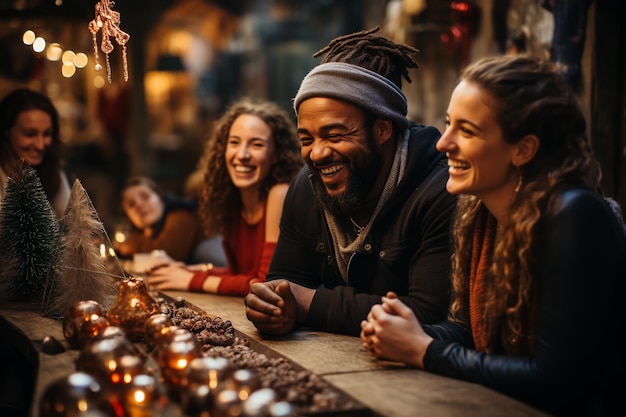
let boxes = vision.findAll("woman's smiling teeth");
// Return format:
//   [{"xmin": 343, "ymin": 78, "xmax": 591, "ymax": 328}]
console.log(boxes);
[
  {"xmin": 235, "ymin": 165, "xmax": 255, "ymax": 173},
  {"xmin": 319, "ymin": 164, "xmax": 345, "ymax": 176},
  {"xmin": 448, "ymin": 159, "xmax": 470, "ymax": 172}
]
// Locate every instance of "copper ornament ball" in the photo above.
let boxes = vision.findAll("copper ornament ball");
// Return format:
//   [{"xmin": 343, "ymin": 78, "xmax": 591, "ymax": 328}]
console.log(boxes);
[
  {"xmin": 39, "ymin": 372, "xmax": 121, "ymax": 417},
  {"xmin": 76, "ymin": 335, "xmax": 144, "ymax": 383},
  {"xmin": 144, "ymin": 313, "xmax": 174, "ymax": 350},
  {"xmin": 62, "ymin": 299, "xmax": 108, "ymax": 349}
]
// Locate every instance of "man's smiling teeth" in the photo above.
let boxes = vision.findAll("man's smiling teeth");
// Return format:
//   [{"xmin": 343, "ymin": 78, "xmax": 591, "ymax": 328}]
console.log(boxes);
[
  {"xmin": 235, "ymin": 165, "xmax": 254, "ymax": 173},
  {"xmin": 320, "ymin": 164, "xmax": 345, "ymax": 176}
]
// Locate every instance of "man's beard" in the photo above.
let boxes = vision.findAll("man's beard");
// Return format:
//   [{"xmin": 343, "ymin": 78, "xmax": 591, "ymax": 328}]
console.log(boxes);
[{"xmin": 313, "ymin": 134, "xmax": 382, "ymax": 218}]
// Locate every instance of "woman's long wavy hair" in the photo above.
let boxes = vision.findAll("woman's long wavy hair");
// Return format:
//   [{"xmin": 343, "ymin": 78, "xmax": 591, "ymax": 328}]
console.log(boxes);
[
  {"xmin": 0, "ymin": 88, "xmax": 63, "ymax": 202},
  {"xmin": 198, "ymin": 98, "xmax": 303, "ymax": 237},
  {"xmin": 448, "ymin": 55, "xmax": 602, "ymax": 355}
]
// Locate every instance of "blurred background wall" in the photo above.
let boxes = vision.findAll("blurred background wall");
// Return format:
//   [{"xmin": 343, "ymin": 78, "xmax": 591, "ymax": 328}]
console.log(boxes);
[{"xmin": 0, "ymin": 0, "xmax": 623, "ymax": 232}]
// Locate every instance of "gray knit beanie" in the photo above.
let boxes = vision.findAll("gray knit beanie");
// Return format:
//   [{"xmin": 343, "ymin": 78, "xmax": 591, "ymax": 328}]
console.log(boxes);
[{"xmin": 293, "ymin": 62, "xmax": 409, "ymax": 129}]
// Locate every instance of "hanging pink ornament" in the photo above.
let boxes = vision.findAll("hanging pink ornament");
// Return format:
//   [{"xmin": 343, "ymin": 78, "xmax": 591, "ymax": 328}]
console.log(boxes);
[{"xmin": 88, "ymin": 0, "xmax": 130, "ymax": 82}]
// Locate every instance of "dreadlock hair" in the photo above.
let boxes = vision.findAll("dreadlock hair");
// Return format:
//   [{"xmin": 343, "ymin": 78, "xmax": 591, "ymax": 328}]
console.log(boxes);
[{"xmin": 313, "ymin": 26, "xmax": 419, "ymax": 89}]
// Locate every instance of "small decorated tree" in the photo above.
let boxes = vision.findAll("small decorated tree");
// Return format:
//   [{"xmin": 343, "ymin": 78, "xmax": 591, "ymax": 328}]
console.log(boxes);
[{"xmin": 0, "ymin": 161, "xmax": 60, "ymax": 303}]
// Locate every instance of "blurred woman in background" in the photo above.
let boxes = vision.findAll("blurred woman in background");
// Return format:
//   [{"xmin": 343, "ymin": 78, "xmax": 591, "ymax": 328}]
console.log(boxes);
[
  {"xmin": 0, "ymin": 88, "xmax": 70, "ymax": 218},
  {"xmin": 114, "ymin": 176, "xmax": 213, "ymax": 266}
]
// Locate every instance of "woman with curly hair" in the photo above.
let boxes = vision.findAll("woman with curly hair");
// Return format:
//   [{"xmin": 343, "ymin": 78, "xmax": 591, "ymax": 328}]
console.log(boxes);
[
  {"xmin": 147, "ymin": 98, "xmax": 303, "ymax": 296},
  {"xmin": 0, "ymin": 88, "xmax": 70, "ymax": 218},
  {"xmin": 360, "ymin": 54, "xmax": 626, "ymax": 416}
]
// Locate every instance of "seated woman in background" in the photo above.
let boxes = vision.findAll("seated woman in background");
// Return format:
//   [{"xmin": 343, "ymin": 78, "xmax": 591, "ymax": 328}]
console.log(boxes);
[
  {"xmin": 114, "ymin": 176, "xmax": 208, "ymax": 264},
  {"xmin": 147, "ymin": 98, "xmax": 303, "ymax": 296},
  {"xmin": 360, "ymin": 54, "xmax": 626, "ymax": 417},
  {"xmin": 0, "ymin": 88, "xmax": 70, "ymax": 218}
]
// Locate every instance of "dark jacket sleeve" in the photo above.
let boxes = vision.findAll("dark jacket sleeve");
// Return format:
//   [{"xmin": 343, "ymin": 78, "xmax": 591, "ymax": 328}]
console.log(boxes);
[
  {"xmin": 422, "ymin": 189, "xmax": 626, "ymax": 415},
  {"xmin": 393, "ymin": 162, "xmax": 456, "ymax": 325},
  {"xmin": 267, "ymin": 167, "xmax": 326, "ymax": 288}
]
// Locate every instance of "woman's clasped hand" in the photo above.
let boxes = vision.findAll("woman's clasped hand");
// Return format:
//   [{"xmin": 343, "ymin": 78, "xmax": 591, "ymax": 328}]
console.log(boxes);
[{"xmin": 361, "ymin": 292, "xmax": 432, "ymax": 368}]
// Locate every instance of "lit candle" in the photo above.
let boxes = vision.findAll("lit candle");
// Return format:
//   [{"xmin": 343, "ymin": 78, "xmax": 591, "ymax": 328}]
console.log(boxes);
[
  {"xmin": 109, "ymin": 355, "xmax": 148, "ymax": 386},
  {"xmin": 179, "ymin": 356, "xmax": 235, "ymax": 413},
  {"xmin": 181, "ymin": 384, "xmax": 213, "ymax": 416},
  {"xmin": 212, "ymin": 389, "xmax": 242, "ymax": 417},
  {"xmin": 158, "ymin": 338, "xmax": 202, "ymax": 401},
  {"xmin": 123, "ymin": 374, "xmax": 167, "ymax": 417},
  {"xmin": 226, "ymin": 369, "xmax": 261, "ymax": 401},
  {"xmin": 152, "ymin": 327, "xmax": 197, "ymax": 363},
  {"xmin": 242, "ymin": 388, "xmax": 278, "ymax": 417},
  {"xmin": 184, "ymin": 356, "xmax": 234, "ymax": 390}
]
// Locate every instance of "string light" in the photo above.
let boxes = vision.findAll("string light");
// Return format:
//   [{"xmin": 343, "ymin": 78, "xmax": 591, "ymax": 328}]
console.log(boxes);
[{"xmin": 88, "ymin": 0, "xmax": 130, "ymax": 83}]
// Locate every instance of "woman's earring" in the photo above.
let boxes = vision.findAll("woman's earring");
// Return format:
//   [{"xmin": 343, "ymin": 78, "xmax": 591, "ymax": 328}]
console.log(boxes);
[{"xmin": 514, "ymin": 172, "xmax": 523, "ymax": 193}]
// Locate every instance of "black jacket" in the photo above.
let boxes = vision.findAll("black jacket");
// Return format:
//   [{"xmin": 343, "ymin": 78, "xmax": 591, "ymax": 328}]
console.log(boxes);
[
  {"xmin": 268, "ymin": 122, "xmax": 457, "ymax": 336},
  {"xmin": 423, "ymin": 188, "xmax": 626, "ymax": 416}
]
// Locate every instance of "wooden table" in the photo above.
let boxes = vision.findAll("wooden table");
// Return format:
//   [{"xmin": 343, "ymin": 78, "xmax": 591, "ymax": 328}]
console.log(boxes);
[
  {"xmin": 0, "ymin": 291, "xmax": 550, "ymax": 417},
  {"xmin": 171, "ymin": 292, "xmax": 550, "ymax": 417}
]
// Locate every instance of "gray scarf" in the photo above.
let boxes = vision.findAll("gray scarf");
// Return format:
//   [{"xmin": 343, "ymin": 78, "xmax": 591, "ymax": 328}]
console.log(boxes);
[{"xmin": 321, "ymin": 130, "xmax": 409, "ymax": 282}]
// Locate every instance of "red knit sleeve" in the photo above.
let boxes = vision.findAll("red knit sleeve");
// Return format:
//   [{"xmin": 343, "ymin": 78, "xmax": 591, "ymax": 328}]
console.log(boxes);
[
  {"xmin": 188, "ymin": 270, "xmax": 210, "ymax": 292},
  {"xmin": 216, "ymin": 241, "xmax": 276, "ymax": 296}
]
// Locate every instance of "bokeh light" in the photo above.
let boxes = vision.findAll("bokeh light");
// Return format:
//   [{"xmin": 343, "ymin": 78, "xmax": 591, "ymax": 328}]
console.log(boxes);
[
  {"xmin": 61, "ymin": 50, "xmax": 76, "ymax": 66},
  {"xmin": 46, "ymin": 43, "xmax": 63, "ymax": 61},
  {"xmin": 62, "ymin": 63, "xmax": 76, "ymax": 78},
  {"xmin": 94, "ymin": 75, "xmax": 106, "ymax": 88},
  {"xmin": 74, "ymin": 52, "xmax": 89, "ymax": 68},
  {"xmin": 22, "ymin": 30, "xmax": 35, "ymax": 45},
  {"xmin": 32, "ymin": 37, "xmax": 46, "ymax": 52}
]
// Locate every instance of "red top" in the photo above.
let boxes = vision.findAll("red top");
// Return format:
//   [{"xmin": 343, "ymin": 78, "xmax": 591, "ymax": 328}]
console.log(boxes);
[{"xmin": 192, "ymin": 205, "xmax": 276, "ymax": 296}]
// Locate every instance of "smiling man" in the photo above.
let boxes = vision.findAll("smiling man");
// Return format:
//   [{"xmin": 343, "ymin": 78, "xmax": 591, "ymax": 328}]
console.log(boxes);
[{"xmin": 244, "ymin": 27, "xmax": 458, "ymax": 336}]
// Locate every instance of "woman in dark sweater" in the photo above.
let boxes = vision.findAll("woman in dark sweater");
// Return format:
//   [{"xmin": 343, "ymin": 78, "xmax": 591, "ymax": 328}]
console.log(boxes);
[{"xmin": 361, "ymin": 54, "xmax": 626, "ymax": 416}]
